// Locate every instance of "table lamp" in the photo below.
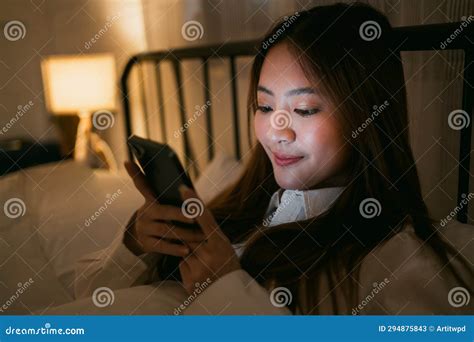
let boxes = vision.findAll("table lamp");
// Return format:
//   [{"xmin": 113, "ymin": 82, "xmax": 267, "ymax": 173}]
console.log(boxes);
[{"xmin": 41, "ymin": 53, "xmax": 117, "ymax": 170}]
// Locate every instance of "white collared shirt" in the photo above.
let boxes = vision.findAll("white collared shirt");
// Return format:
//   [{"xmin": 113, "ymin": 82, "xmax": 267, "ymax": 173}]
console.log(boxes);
[{"xmin": 233, "ymin": 187, "xmax": 345, "ymax": 257}]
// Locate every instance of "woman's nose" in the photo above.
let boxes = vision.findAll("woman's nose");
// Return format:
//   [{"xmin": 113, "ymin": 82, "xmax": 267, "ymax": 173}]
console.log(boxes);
[{"xmin": 268, "ymin": 110, "xmax": 296, "ymax": 144}]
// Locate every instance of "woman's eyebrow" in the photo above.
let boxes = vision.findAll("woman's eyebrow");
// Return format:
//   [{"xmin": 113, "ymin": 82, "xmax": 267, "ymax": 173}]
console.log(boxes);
[{"xmin": 257, "ymin": 85, "xmax": 317, "ymax": 97}]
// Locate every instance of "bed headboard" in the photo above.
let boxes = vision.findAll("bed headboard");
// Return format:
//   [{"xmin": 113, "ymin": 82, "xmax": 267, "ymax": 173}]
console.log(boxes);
[
  {"xmin": 120, "ymin": 22, "xmax": 473, "ymax": 223},
  {"xmin": 120, "ymin": 40, "xmax": 259, "ymax": 178}
]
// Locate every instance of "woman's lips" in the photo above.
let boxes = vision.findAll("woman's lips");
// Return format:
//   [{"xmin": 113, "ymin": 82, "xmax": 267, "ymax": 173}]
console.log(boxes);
[{"xmin": 272, "ymin": 152, "xmax": 304, "ymax": 166}]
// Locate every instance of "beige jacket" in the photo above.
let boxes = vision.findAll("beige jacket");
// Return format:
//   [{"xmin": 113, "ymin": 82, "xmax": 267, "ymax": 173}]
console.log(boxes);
[{"xmin": 74, "ymin": 188, "xmax": 473, "ymax": 315}]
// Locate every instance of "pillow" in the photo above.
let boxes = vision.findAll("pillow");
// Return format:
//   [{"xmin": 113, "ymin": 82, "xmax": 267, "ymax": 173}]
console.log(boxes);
[
  {"xmin": 16, "ymin": 161, "xmax": 143, "ymax": 295},
  {"xmin": 0, "ymin": 170, "xmax": 27, "ymax": 231},
  {"xmin": 0, "ymin": 167, "xmax": 74, "ymax": 313},
  {"xmin": 194, "ymin": 150, "xmax": 244, "ymax": 204}
]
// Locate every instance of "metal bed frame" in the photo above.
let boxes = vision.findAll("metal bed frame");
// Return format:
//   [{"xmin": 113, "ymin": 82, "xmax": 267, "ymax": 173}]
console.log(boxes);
[{"xmin": 120, "ymin": 22, "xmax": 473, "ymax": 223}]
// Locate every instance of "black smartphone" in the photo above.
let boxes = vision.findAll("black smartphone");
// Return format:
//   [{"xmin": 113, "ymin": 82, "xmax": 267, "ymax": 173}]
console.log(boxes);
[
  {"xmin": 127, "ymin": 135, "xmax": 194, "ymax": 207},
  {"xmin": 127, "ymin": 135, "xmax": 198, "ymax": 281}
]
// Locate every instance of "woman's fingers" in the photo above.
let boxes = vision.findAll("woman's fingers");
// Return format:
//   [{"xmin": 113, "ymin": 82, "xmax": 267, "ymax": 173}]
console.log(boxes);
[
  {"xmin": 142, "ymin": 202, "xmax": 195, "ymax": 225},
  {"xmin": 178, "ymin": 185, "xmax": 223, "ymax": 241},
  {"xmin": 158, "ymin": 224, "xmax": 206, "ymax": 242},
  {"xmin": 142, "ymin": 221, "xmax": 205, "ymax": 242},
  {"xmin": 143, "ymin": 236, "xmax": 189, "ymax": 257},
  {"xmin": 179, "ymin": 259, "xmax": 193, "ymax": 292},
  {"xmin": 124, "ymin": 161, "xmax": 156, "ymax": 203},
  {"xmin": 185, "ymin": 241, "xmax": 206, "ymax": 252}
]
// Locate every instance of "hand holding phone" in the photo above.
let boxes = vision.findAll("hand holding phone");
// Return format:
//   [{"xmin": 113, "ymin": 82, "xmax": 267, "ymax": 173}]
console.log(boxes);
[
  {"xmin": 126, "ymin": 135, "xmax": 201, "ymax": 280},
  {"xmin": 123, "ymin": 161, "xmax": 205, "ymax": 255}
]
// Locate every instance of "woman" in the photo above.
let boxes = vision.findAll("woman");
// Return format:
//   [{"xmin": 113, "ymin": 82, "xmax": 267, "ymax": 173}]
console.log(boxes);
[{"xmin": 75, "ymin": 2, "xmax": 473, "ymax": 315}]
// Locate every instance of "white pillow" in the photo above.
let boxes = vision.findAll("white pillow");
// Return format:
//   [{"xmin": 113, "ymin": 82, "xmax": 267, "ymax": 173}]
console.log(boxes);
[
  {"xmin": 0, "ymin": 166, "xmax": 74, "ymax": 312},
  {"xmin": 17, "ymin": 161, "xmax": 143, "ymax": 294},
  {"xmin": 194, "ymin": 150, "xmax": 244, "ymax": 204},
  {"xmin": 0, "ymin": 170, "xmax": 27, "ymax": 231}
]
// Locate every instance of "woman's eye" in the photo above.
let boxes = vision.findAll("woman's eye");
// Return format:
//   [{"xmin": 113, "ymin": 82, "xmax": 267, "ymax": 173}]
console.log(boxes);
[
  {"xmin": 257, "ymin": 105, "xmax": 273, "ymax": 113},
  {"xmin": 294, "ymin": 108, "xmax": 321, "ymax": 116}
]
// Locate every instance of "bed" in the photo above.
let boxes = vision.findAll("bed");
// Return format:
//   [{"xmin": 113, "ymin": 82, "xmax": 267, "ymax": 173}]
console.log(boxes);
[{"xmin": 0, "ymin": 21, "xmax": 472, "ymax": 315}]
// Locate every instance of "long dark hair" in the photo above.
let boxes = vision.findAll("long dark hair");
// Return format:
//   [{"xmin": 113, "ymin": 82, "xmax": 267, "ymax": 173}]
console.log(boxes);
[{"xmin": 207, "ymin": 2, "xmax": 471, "ymax": 314}]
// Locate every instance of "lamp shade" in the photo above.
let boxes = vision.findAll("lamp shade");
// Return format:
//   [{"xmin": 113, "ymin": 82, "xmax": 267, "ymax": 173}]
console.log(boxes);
[{"xmin": 41, "ymin": 54, "xmax": 116, "ymax": 114}]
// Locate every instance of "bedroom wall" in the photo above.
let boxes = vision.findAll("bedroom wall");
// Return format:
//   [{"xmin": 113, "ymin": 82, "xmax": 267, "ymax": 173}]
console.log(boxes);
[{"xmin": 0, "ymin": 0, "xmax": 147, "ymax": 166}]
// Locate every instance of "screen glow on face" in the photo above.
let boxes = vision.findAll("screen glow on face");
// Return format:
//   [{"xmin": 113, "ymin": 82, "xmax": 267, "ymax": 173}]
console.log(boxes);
[{"xmin": 254, "ymin": 43, "xmax": 349, "ymax": 190}]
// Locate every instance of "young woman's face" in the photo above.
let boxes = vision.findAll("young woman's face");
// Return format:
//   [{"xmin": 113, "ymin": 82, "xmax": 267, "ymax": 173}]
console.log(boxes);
[{"xmin": 254, "ymin": 42, "xmax": 349, "ymax": 190}]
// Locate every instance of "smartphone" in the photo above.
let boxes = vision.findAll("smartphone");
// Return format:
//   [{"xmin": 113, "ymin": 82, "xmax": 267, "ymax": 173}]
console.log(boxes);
[
  {"xmin": 127, "ymin": 135, "xmax": 194, "ymax": 207},
  {"xmin": 128, "ymin": 135, "xmax": 198, "ymax": 281}
]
